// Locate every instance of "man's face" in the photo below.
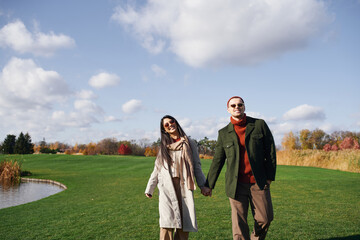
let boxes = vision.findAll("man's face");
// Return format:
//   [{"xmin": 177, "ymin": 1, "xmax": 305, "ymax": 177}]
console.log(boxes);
[{"xmin": 227, "ymin": 98, "xmax": 245, "ymax": 119}]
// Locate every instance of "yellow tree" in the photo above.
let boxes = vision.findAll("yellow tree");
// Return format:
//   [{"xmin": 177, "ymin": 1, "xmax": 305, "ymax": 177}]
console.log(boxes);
[
  {"xmin": 310, "ymin": 129, "xmax": 327, "ymax": 150},
  {"xmin": 33, "ymin": 144, "xmax": 41, "ymax": 153},
  {"xmin": 281, "ymin": 131, "xmax": 299, "ymax": 150},
  {"xmin": 73, "ymin": 143, "xmax": 79, "ymax": 153},
  {"xmin": 299, "ymin": 129, "xmax": 313, "ymax": 150}
]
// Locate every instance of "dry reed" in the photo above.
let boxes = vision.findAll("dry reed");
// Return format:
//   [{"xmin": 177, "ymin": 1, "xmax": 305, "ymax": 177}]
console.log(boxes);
[
  {"xmin": 277, "ymin": 149, "xmax": 360, "ymax": 173},
  {"xmin": 0, "ymin": 160, "xmax": 21, "ymax": 186}
]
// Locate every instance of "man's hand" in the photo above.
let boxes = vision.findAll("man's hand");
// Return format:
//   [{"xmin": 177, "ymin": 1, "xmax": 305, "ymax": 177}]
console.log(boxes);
[
  {"xmin": 145, "ymin": 193, "xmax": 152, "ymax": 198},
  {"xmin": 201, "ymin": 187, "xmax": 212, "ymax": 197}
]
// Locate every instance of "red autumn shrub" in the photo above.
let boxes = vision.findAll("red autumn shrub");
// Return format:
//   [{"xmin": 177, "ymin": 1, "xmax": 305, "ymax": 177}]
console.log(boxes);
[
  {"xmin": 323, "ymin": 144, "xmax": 331, "ymax": 152},
  {"xmin": 118, "ymin": 144, "xmax": 132, "ymax": 155},
  {"xmin": 331, "ymin": 144, "xmax": 339, "ymax": 151},
  {"xmin": 340, "ymin": 137, "xmax": 359, "ymax": 150}
]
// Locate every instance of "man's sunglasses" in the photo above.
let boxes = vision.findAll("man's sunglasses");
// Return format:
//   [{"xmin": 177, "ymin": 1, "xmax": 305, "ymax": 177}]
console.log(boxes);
[
  {"xmin": 230, "ymin": 103, "xmax": 244, "ymax": 108},
  {"xmin": 164, "ymin": 119, "xmax": 175, "ymax": 128}
]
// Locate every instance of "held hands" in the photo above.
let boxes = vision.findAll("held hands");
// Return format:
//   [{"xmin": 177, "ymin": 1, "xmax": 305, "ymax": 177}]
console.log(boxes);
[{"xmin": 201, "ymin": 187, "xmax": 212, "ymax": 197}]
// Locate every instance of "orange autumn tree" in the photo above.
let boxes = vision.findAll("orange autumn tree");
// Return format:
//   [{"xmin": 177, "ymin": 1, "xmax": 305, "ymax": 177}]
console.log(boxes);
[{"xmin": 144, "ymin": 146, "xmax": 158, "ymax": 157}]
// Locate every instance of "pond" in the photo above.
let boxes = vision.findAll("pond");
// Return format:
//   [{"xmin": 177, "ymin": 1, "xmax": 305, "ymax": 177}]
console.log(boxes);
[{"xmin": 0, "ymin": 179, "xmax": 66, "ymax": 209}]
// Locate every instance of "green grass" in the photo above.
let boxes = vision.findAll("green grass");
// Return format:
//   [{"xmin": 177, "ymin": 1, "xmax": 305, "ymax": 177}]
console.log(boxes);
[{"xmin": 0, "ymin": 154, "xmax": 359, "ymax": 240}]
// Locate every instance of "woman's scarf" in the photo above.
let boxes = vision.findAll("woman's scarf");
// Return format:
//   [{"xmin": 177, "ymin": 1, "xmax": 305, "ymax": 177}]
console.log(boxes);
[{"xmin": 167, "ymin": 136, "xmax": 196, "ymax": 191}]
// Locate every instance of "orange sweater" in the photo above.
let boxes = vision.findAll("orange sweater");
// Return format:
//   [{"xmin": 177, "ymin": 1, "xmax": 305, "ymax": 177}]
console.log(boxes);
[{"xmin": 230, "ymin": 115, "xmax": 256, "ymax": 184}]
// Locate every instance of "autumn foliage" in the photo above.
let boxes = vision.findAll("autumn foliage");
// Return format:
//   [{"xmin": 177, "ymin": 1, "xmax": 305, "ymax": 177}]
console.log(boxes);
[
  {"xmin": 282, "ymin": 129, "xmax": 359, "ymax": 151},
  {"xmin": 118, "ymin": 144, "xmax": 132, "ymax": 155},
  {"xmin": 339, "ymin": 137, "xmax": 360, "ymax": 150},
  {"xmin": 144, "ymin": 146, "xmax": 158, "ymax": 157}
]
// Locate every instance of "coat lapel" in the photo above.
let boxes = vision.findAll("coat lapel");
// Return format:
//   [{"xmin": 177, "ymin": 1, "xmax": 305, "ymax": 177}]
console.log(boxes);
[
  {"xmin": 227, "ymin": 123, "xmax": 238, "ymax": 143},
  {"xmin": 227, "ymin": 122, "xmax": 240, "ymax": 163},
  {"xmin": 245, "ymin": 116, "xmax": 255, "ymax": 139}
]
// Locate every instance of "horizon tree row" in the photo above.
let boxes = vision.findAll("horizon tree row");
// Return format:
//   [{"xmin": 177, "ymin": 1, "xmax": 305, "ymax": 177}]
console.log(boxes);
[{"xmin": 281, "ymin": 129, "xmax": 360, "ymax": 151}]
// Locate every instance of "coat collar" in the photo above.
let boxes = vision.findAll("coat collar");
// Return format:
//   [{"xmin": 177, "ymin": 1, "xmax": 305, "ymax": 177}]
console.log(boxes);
[{"xmin": 228, "ymin": 116, "xmax": 256, "ymax": 139}]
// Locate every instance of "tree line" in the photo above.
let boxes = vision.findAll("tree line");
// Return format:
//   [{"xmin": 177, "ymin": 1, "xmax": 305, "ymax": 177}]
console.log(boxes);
[
  {"xmin": 3, "ymin": 129, "xmax": 358, "ymax": 156},
  {"xmin": 281, "ymin": 129, "xmax": 360, "ymax": 151},
  {"xmin": 0, "ymin": 133, "xmax": 217, "ymax": 157}
]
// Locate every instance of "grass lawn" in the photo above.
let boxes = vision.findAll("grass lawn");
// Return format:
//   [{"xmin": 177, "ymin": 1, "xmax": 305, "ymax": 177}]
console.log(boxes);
[{"xmin": 0, "ymin": 154, "xmax": 359, "ymax": 240}]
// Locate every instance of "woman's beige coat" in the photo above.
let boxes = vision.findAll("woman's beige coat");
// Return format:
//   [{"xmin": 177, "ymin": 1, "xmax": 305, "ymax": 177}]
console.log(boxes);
[{"xmin": 145, "ymin": 139, "xmax": 206, "ymax": 232}]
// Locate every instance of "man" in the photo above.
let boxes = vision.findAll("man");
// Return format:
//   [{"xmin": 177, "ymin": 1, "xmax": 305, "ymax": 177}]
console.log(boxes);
[{"xmin": 205, "ymin": 96, "xmax": 276, "ymax": 240}]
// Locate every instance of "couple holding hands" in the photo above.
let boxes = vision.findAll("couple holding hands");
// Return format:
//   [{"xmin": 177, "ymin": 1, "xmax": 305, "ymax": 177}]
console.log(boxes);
[{"xmin": 145, "ymin": 96, "xmax": 277, "ymax": 240}]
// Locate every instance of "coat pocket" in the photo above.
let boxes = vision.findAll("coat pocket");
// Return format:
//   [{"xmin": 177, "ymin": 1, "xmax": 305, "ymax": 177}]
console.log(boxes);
[
  {"xmin": 251, "ymin": 133, "xmax": 263, "ymax": 140},
  {"xmin": 224, "ymin": 141, "xmax": 235, "ymax": 158}
]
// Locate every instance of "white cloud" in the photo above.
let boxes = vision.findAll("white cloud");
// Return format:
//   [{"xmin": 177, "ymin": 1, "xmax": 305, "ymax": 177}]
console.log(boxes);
[
  {"xmin": 112, "ymin": 0, "xmax": 331, "ymax": 67},
  {"xmin": 247, "ymin": 112, "xmax": 277, "ymax": 124},
  {"xmin": 74, "ymin": 99, "xmax": 103, "ymax": 114},
  {"xmin": 51, "ymin": 110, "xmax": 100, "ymax": 128},
  {"xmin": 0, "ymin": 57, "xmax": 70, "ymax": 110},
  {"xmin": 0, "ymin": 20, "xmax": 75, "ymax": 56},
  {"xmin": 104, "ymin": 115, "xmax": 121, "ymax": 122},
  {"xmin": 151, "ymin": 64, "xmax": 166, "ymax": 77},
  {"xmin": 122, "ymin": 99, "xmax": 143, "ymax": 114},
  {"xmin": 283, "ymin": 104, "xmax": 326, "ymax": 121},
  {"xmin": 0, "ymin": 58, "xmax": 107, "ymax": 142},
  {"xmin": 76, "ymin": 89, "xmax": 97, "ymax": 99},
  {"xmin": 89, "ymin": 72, "xmax": 120, "ymax": 89},
  {"xmin": 180, "ymin": 117, "xmax": 228, "ymax": 140},
  {"xmin": 178, "ymin": 118, "xmax": 192, "ymax": 128}
]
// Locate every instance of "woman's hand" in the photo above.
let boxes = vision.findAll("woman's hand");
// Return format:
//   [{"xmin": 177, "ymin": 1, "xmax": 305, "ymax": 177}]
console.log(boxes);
[
  {"xmin": 201, "ymin": 187, "xmax": 212, "ymax": 197},
  {"xmin": 145, "ymin": 193, "xmax": 152, "ymax": 198}
]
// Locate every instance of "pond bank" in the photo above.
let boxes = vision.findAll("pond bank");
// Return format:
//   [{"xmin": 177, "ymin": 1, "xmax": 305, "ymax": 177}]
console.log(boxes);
[{"xmin": 21, "ymin": 177, "xmax": 67, "ymax": 189}]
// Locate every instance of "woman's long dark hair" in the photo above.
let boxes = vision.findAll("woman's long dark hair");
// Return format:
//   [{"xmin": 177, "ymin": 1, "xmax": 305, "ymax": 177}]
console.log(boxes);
[{"xmin": 158, "ymin": 115, "xmax": 187, "ymax": 169}]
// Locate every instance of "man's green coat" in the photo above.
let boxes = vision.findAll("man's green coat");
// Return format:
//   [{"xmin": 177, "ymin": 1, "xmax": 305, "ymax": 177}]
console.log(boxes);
[{"xmin": 206, "ymin": 116, "xmax": 277, "ymax": 198}]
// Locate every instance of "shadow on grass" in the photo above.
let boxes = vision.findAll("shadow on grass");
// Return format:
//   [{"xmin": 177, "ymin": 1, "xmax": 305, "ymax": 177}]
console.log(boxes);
[{"xmin": 320, "ymin": 235, "xmax": 360, "ymax": 240}]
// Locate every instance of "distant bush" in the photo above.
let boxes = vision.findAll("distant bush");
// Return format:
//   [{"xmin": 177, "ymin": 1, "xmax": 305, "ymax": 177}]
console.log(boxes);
[
  {"xmin": 199, "ymin": 154, "xmax": 213, "ymax": 160},
  {"xmin": 40, "ymin": 148, "xmax": 58, "ymax": 154},
  {"xmin": 340, "ymin": 137, "xmax": 360, "ymax": 150},
  {"xmin": 323, "ymin": 144, "xmax": 331, "ymax": 152},
  {"xmin": 323, "ymin": 144, "xmax": 340, "ymax": 152},
  {"xmin": 331, "ymin": 145, "xmax": 339, "ymax": 151}
]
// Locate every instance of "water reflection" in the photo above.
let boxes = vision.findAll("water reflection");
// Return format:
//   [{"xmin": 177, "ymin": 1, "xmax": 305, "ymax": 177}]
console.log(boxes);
[{"xmin": 0, "ymin": 180, "xmax": 65, "ymax": 209}]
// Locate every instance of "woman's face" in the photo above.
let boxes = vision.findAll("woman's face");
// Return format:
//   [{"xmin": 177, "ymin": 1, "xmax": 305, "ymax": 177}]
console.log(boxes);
[{"xmin": 163, "ymin": 118, "xmax": 179, "ymax": 135}]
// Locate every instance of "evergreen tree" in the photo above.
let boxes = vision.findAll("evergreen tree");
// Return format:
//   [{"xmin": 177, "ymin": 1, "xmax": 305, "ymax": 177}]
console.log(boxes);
[
  {"xmin": 15, "ymin": 132, "xmax": 27, "ymax": 154},
  {"xmin": 13, "ymin": 132, "xmax": 34, "ymax": 154},
  {"xmin": 24, "ymin": 133, "xmax": 34, "ymax": 154},
  {"xmin": 2, "ymin": 134, "xmax": 16, "ymax": 154}
]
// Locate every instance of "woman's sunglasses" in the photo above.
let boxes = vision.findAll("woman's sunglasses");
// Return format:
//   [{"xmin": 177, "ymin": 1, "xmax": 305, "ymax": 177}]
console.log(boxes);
[{"xmin": 164, "ymin": 119, "xmax": 175, "ymax": 128}]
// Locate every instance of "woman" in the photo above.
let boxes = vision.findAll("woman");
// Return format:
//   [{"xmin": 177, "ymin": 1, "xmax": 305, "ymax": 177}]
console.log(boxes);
[{"xmin": 145, "ymin": 115, "xmax": 211, "ymax": 240}]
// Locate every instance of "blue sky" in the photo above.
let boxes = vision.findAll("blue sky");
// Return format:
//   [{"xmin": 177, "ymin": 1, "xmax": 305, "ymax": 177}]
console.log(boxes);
[{"xmin": 0, "ymin": 0, "xmax": 359, "ymax": 147}]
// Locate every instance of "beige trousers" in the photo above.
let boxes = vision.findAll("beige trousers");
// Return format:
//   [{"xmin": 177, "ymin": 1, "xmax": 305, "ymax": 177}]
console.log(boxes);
[
  {"xmin": 159, "ymin": 177, "xmax": 189, "ymax": 240},
  {"xmin": 229, "ymin": 183, "xmax": 273, "ymax": 240}
]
